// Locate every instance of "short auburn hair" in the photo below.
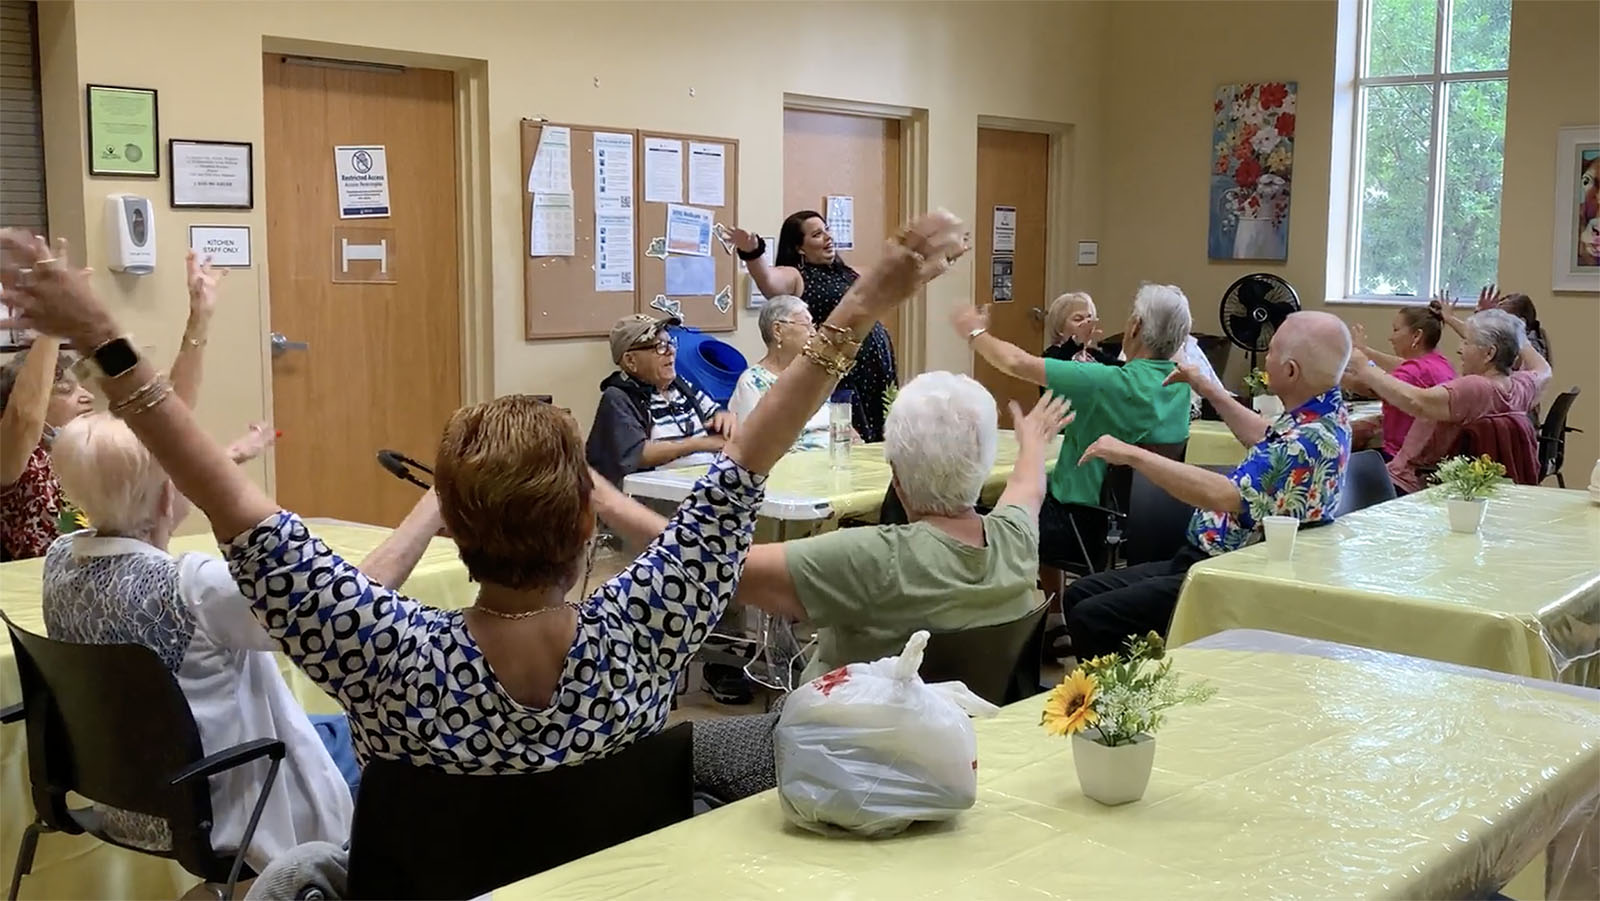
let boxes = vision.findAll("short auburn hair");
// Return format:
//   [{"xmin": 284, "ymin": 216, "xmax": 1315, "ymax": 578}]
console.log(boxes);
[{"xmin": 433, "ymin": 395, "xmax": 593, "ymax": 590}]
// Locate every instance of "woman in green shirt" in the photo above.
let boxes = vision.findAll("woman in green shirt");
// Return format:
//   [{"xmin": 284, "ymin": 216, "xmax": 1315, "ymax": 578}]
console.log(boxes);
[{"xmin": 951, "ymin": 283, "xmax": 1194, "ymax": 580}]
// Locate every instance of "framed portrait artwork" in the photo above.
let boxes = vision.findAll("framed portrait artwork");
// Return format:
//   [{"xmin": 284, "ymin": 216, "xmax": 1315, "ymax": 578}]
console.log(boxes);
[{"xmin": 1551, "ymin": 125, "xmax": 1600, "ymax": 293}]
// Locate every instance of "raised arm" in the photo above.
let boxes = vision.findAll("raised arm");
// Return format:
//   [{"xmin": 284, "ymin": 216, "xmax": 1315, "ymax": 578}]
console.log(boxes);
[
  {"xmin": 726, "ymin": 212, "xmax": 969, "ymax": 476},
  {"xmin": 169, "ymin": 252, "xmax": 224, "ymax": 409},
  {"xmin": 0, "ymin": 230, "xmax": 277, "ymax": 540},
  {"xmin": 1081, "ymin": 436, "xmax": 1243, "ymax": 515},
  {"xmin": 1515, "ymin": 338, "xmax": 1550, "ymax": 380},
  {"xmin": 0, "ymin": 335, "xmax": 61, "ymax": 486},
  {"xmin": 1165, "ymin": 361, "xmax": 1271, "ymax": 445},
  {"xmin": 725, "ymin": 226, "xmax": 801, "ymax": 299},
  {"xmin": 952, "ymin": 304, "xmax": 1047, "ymax": 387},
  {"xmin": 1349, "ymin": 322, "xmax": 1403, "ymax": 372},
  {"xmin": 1346, "ymin": 346, "xmax": 1452, "ymax": 422},
  {"xmin": 995, "ymin": 392, "xmax": 1073, "ymax": 517},
  {"xmin": 357, "ymin": 489, "xmax": 446, "ymax": 588},
  {"xmin": 1430, "ymin": 296, "xmax": 1470, "ymax": 341}
]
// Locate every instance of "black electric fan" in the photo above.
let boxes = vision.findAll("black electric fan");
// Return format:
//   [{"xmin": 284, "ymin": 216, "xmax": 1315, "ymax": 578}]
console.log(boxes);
[{"xmin": 1219, "ymin": 273, "xmax": 1300, "ymax": 372}]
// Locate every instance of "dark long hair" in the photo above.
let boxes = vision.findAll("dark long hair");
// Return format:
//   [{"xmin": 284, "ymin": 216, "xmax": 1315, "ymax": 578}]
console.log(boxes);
[
  {"xmin": 1495, "ymin": 294, "xmax": 1551, "ymax": 363},
  {"xmin": 775, "ymin": 209, "xmax": 852, "ymax": 272}
]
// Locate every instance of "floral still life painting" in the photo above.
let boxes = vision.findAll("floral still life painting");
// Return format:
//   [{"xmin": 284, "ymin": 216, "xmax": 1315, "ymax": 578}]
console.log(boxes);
[{"xmin": 1209, "ymin": 82, "xmax": 1297, "ymax": 261}]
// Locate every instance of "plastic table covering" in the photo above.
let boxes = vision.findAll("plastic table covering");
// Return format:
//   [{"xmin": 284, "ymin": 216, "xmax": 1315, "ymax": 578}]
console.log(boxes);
[
  {"xmin": 1186, "ymin": 401, "xmax": 1383, "ymax": 467},
  {"xmin": 493, "ymin": 641, "xmax": 1600, "ymax": 900},
  {"xmin": 1169, "ymin": 485, "xmax": 1600, "ymax": 687},
  {"xmin": 0, "ymin": 521, "xmax": 473, "ymax": 901},
  {"xmin": 624, "ymin": 431, "xmax": 1062, "ymax": 525}
]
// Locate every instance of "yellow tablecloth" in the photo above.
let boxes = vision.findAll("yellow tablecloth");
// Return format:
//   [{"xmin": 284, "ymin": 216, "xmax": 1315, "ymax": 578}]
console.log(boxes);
[
  {"xmin": 1169, "ymin": 486, "xmax": 1600, "ymax": 686},
  {"xmin": 1185, "ymin": 401, "xmax": 1383, "ymax": 467},
  {"xmin": 495, "ymin": 645, "xmax": 1600, "ymax": 900},
  {"xmin": 0, "ymin": 521, "xmax": 472, "ymax": 900}
]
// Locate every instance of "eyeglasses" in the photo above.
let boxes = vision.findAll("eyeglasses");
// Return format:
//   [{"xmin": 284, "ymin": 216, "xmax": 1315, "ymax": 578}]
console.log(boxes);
[
  {"xmin": 775, "ymin": 318, "xmax": 814, "ymax": 330},
  {"xmin": 631, "ymin": 334, "xmax": 677, "ymax": 356}
]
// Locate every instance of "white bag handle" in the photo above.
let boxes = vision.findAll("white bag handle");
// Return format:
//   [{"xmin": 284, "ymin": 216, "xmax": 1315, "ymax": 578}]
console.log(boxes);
[
  {"xmin": 891, "ymin": 630, "xmax": 930, "ymax": 681},
  {"xmin": 926, "ymin": 681, "xmax": 1002, "ymax": 718}
]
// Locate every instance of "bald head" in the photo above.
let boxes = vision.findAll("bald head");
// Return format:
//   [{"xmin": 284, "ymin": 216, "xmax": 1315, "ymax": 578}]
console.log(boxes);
[{"xmin": 1267, "ymin": 311, "xmax": 1351, "ymax": 400}]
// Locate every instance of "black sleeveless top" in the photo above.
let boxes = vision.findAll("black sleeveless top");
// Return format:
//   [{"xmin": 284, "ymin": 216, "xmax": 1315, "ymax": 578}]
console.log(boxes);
[{"xmin": 797, "ymin": 261, "xmax": 896, "ymax": 442}]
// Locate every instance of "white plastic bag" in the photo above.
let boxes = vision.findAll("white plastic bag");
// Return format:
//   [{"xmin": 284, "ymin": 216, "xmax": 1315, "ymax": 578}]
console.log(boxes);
[{"xmin": 774, "ymin": 630, "xmax": 1001, "ymax": 837}]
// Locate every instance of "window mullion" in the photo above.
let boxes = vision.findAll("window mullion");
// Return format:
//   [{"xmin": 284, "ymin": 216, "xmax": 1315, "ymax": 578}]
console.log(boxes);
[{"xmin": 1422, "ymin": 0, "xmax": 1451, "ymax": 295}]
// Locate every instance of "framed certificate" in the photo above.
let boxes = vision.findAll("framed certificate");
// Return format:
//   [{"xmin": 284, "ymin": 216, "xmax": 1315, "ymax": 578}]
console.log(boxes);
[
  {"xmin": 170, "ymin": 139, "xmax": 253, "ymax": 209},
  {"xmin": 86, "ymin": 84, "xmax": 159, "ymax": 177}
]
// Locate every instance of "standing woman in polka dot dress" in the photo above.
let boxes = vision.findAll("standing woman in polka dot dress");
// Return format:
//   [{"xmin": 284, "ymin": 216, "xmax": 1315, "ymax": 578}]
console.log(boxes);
[{"xmin": 728, "ymin": 212, "xmax": 896, "ymax": 442}]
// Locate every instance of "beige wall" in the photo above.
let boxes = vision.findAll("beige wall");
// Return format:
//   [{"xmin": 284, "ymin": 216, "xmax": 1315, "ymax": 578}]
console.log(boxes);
[
  {"xmin": 39, "ymin": 0, "xmax": 1109, "ymax": 505},
  {"xmin": 1097, "ymin": 0, "xmax": 1599, "ymax": 475}
]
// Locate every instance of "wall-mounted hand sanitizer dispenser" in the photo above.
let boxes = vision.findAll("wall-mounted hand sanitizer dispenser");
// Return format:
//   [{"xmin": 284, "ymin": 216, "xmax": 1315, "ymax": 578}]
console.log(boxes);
[{"xmin": 104, "ymin": 194, "xmax": 155, "ymax": 275}]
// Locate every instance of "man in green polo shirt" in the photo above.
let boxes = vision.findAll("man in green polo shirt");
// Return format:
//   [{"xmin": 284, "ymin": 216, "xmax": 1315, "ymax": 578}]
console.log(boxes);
[{"xmin": 952, "ymin": 284, "xmax": 1195, "ymax": 580}]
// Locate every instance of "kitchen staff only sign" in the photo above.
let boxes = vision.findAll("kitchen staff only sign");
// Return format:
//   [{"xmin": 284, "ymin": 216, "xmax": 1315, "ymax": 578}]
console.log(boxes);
[{"xmin": 334, "ymin": 145, "xmax": 391, "ymax": 219}]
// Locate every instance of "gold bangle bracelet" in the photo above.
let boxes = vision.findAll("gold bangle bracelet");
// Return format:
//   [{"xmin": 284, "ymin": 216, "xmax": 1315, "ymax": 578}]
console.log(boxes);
[
  {"xmin": 108, "ymin": 374, "xmax": 172, "ymax": 418},
  {"xmin": 800, "ymin": 336, "xmax": 856, "ymax": 378},
  {"xmin": 117, "ymin": 382, "xmax": 174, "ymax": 418}
]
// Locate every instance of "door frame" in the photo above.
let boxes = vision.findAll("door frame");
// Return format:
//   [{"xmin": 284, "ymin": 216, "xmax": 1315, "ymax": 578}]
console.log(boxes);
[
  {"xmin": 257, "ymin": 38, "xmax": 494, "ymax": 496},
  {"xmin": 782, "ymin": 94, "xmax": 927, "ymax": 380},
  {"xmin": 974, "ymin": 116, "xmax": 1075, "ymax": 358}
]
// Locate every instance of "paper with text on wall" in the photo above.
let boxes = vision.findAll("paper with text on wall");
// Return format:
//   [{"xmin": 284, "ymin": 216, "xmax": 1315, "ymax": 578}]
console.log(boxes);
[
  {"xmin": 528, "ymin": 125, "xmax": 572, "ymax": 195},
  {"xmin": 644, "ymin": 137, "xmax": 683, "ymax": 204},
  {"xmin": 826, "ymin": 195, "xmax": 854, "ymax": 250},
  {"xmin": 688, "ymin": 142, "xmax": 725, "ymax": 207},
  {"xmin": 665, "ymin": 204, "xmax": 714, "ymax": 257},
  {"xmin": 530, "ymin": 193, "xmax": 575, "ymax": 256},
  {"xmin": 593, "ymin": 132, "xmax": 634, "ymax": 213},
  {"xmin": 744, "ymin": 234, "xmax": 777, "ymax": 307},
  {"xmin": 993, "ymin": 205, "xmax": 1017, "ymax": 253},
  {"xmin": 595, "ymin": 212, "xmax": 634, "ymax": 292},
  {"xmin": 334, "ymin": 145, "xmax": 391, "ymax": 219}
]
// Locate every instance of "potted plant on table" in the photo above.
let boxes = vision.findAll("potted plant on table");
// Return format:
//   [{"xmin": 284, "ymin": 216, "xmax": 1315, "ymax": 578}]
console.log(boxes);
[
  {"xmin": 1433, "ymin": 454, "xmax": 1507, "ymax": 533},
  {"xmin": 1040, "ymin": 633, "xmax": 1214, "ymax": 806},
  {"xmin": 1243, "ymin": 369, "xmax": 1282, "ymax": 419}
]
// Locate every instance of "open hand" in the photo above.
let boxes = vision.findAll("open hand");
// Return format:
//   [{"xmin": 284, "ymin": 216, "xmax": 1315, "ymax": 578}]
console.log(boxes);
[
  {"xmin": 186, "ymin": 250, "xmax": 227, "ymax": 318},
  {"xmin": 1349, "ymin": 322, "xmax": 1368, "ymax": 350},
  {"xmin": 1476, "ymin": 283, "xmax": 1505, "ymax": 311},
  {"xmin": 855, "ymin": 210, "xmax": 967, "ymax": 316},
  {"xmin": 1078, "ymin": 434, "xmax": 1134, "ymax": 467},
  {"xmin": 0, "ymin": 231, "xmax": 113, "ymax": 349},
  {"xmin": 1429, "ymin": 291, "xmax": 1464, "ymax": 325},
  {"xmin": 950, "ymin": 303, "xmax": 990, "ymax": 338},
  {"xmin": 226, "ymin": 421, "xmax": 276, "ymax": 464},
  {"xmin": 1011, "ymin": 392, "xmax": 1074, "ymax": 450},
  {"xmin": 723, "ymin": 225, "xmax": 759, "ymax": 255}
]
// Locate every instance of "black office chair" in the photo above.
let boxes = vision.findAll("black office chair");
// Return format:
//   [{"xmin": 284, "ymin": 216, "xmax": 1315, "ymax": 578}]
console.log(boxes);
[
  {"xmin": 1334, "ymin": 449, "xmax": 1397, "ymax": 516},
  {"xmin": 1, "ymin": 613, "xmax": 283, "ymax": 901},
  {"xmin": 345, "ymin": 722, "xmax": 694, "ymax": 900},
  {"xmin": 918, "ymin": 599, "xmax": 1051, "ymax": 706},
  {"xmin": 1113, "ymin": 469, "xmax": 1201, "ymax": 567},
  {"xmin": 1046, "ymin": 441, "xmax": 1190, "ymax": 575},
  {"xmin": 1537, "ymin": 387, "xmax": 1582, "ymax": 488}
]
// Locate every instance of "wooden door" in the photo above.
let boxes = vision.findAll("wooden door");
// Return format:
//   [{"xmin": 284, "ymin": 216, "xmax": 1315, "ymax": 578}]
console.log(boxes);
[
  {"xmin": 782, "ymin": 109, "xmax": 903, "ymax": 372},
  {"xmin": 975, "ymin": 127, "xmax": 1049, "ymax": 415},
  {"xmin": 263, "ymin": 54, "xmax": 461, "ymax": 526}
]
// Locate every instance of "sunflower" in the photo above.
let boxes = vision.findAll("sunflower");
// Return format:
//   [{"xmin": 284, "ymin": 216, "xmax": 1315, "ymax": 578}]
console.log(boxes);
[{"xmin": 1040, "ymin": 669, "xmax": 1099, "ymax": 736}]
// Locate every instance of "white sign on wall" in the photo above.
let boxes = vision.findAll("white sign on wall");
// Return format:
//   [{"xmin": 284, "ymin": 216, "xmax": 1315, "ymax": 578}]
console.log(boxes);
[
  {"xmin": 187, "ymin": 225, "xmax": 252, "ymax": 268},
  {"xmin": 334, "ymin": 145, "xmax": 391, "ymax": 218}
]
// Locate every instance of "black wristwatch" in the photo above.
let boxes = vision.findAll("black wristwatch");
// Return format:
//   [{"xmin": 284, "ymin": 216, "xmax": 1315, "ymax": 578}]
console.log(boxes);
[
  {"xmin": 73, "ymin": 335, "xmax": 141, "ymax": 381},
  {"xmin": 736, "ymin": 235, "xmax": 767, "ymax": 262}
]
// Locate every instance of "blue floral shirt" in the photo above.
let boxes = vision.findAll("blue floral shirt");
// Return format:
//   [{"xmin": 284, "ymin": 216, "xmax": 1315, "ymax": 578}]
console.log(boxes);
[{"xmin": 1188, "ymin": 387, "xmax": 1350, "ymax": 554}]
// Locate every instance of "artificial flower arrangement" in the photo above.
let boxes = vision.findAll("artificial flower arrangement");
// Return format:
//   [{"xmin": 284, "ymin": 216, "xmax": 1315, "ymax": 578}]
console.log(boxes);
[
  {"xmin": 1242, "ymin": 368, "xmax": 1271, "ymax": 397},
  {"xmin": 1042, "ymin": 632, "xmax": 1215, "ymax": 746},
  {"xmin": 1432, "ymin": 454, "xmax": 1507, "ymax": 501}
]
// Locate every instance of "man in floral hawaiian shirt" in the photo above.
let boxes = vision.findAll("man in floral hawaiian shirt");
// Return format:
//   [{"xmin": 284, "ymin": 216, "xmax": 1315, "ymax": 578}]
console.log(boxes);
[{"xmin": 1062, "ymin": 311, "xmax": 1352, "ymax": 660}]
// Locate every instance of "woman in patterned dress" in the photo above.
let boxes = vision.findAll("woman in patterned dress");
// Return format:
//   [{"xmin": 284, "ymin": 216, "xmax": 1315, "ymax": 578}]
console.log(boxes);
[
  {"xmin": 728, "ymin": 211, "xmax": 898, "ymax": 442},
  {"xmin": 0, "ymin": 212, "xmax": 969, "ymax": 776}
]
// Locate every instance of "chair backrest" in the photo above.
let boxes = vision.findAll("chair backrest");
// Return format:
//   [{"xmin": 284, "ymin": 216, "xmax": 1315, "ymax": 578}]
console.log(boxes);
[
  {"xmin": 1537, "ymin": 387, "xmax": 1580, "ymax": 480},
  {"xmin": 346, "ymin": 722, "xmax": 694, "ymax": 900},
  {"xmin": 1, "ymin": 613, "xmax": 222, "ymax": 878},
  {"xmin": 1121, "ymin": 470, "xmax": 1200, "ymax": 566},
  {"xmin": 1101, "ymin": 441, "xmax": 1188, "ymax": 519},
  {"xmin": 918, "ymin": 599, "xmax": 1050, "ymax": 707},
  {"xmin": 1334, "ymin": 449, "xmax": 1396, "ymax": 516},
  {"xmin": 1460, "ymin": 413, "xmax": 1541, "ymax": 485}
]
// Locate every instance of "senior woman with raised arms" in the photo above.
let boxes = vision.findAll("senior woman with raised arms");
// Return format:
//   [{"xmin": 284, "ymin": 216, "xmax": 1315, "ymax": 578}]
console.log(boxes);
[{"xmin": 0, "ymin": 213, "xmax": 967, "ymax": 773}]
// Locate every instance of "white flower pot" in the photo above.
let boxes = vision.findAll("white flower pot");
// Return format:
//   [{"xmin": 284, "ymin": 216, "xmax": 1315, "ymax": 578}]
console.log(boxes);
[
  {"xmin": 1252, "ymin": 394, "xmax": 1284, "ymax": 419},
  {"xmin": 1072, "ymin": 729, "xmax": 1156, "ymax": 806},
  {"xmin": 1446, "ymin": 497, "xmax": 1487, "ymax": 533}
]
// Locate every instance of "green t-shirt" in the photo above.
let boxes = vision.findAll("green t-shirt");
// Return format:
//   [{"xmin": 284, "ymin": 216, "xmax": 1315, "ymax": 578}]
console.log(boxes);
[
  {"xmin": 1045, "ymin": 357, "xmax": 1191, "ymax": 506},
  {"xmin": 787, "ymin": 504, "xmax": 1041, "ymax": 682}
]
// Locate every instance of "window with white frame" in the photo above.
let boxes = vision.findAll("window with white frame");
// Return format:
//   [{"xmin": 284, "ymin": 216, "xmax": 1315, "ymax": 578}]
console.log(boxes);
[{"xmin": 1347, "ymin": 0, "xmax": 1510, "ymax": 300}]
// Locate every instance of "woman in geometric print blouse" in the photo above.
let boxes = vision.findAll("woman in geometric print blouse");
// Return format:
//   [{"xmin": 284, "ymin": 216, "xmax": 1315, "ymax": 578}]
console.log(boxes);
[{"xmin": 0, "ymin": 213, "xmax": 968, "ymax": 774}]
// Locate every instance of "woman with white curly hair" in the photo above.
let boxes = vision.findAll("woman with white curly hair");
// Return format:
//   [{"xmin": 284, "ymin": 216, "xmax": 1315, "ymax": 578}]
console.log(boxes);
[
  {"xmin": 728, "ymin": 295, "xmax": 830, "ymax": 451},
  {"xmin": 1348, "ymin": 307, "xmax": 1550, "ymax": 493}
]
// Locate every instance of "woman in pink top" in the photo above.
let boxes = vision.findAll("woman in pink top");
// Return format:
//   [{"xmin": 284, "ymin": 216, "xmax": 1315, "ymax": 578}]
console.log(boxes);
[
  {"xmin": 1350, "ymin": 306, "xmax": 1456, "ymax": 458},
  {"xmin": 1347, "ymin": 308, "xmax": 1551, "ymax": 494}
]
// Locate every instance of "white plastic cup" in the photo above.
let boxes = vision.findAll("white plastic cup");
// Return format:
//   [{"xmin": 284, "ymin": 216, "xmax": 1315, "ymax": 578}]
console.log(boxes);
[{"xmin": 1262, "ymin": 515, "xmax": 1300, "ymax": 561}]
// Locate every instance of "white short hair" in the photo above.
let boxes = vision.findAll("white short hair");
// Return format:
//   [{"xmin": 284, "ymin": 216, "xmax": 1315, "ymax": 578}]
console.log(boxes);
[
  {"xmin": 883, "ymin": 371, "xmax": 997, "ymax": 516},
  {"xmin": 757, "ymin": 295, "xmax": 807, "ymax": 345},
  {"xmin": 1467, "ymin": 308, "xmax": 1526, "ymax": 372},
  {"xmin": 51, "ymin": 412, "xmax": 168, "ymax": 536},
  {"xmin": 1131, "ymin": 283, "xmax": 1192, "ymax": 359}
]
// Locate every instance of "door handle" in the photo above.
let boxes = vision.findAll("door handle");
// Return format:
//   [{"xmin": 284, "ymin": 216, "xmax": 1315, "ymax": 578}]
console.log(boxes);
[
  {"xmin": 1029, "ymin": 306, "xmax": 1046, "ymax": 323},
  {"xmin": 270, "ymin": 332, "xmax": 309, "ymax": 357}
]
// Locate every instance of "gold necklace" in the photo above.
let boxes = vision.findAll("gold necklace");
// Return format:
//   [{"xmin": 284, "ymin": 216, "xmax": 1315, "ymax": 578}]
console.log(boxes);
[{"xmin": 471, "ymin": 600, "xmax": 581, "ymax": 620}]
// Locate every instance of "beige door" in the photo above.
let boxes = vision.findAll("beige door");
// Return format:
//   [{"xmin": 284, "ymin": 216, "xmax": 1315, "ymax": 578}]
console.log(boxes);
[
  {"xmin": 782, "ymin": 109, "xmax": 903, "ymax": 372},
  {"xmin": 975, "ymin": 127, "xmax": 1050, "ymax": 415},
  {"xmin": 262, "ymin": 54, "xmax": 462, "ymax": 526}
]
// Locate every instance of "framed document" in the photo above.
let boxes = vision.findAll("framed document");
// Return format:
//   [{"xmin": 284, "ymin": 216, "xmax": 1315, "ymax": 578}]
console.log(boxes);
[
  {"xmin": 170, "ymin": 140, "xmax": 253, "ymax": 209},
  {"xmin": 86, "ymin": 84, "xmax": 159, "ymax": 177}
]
